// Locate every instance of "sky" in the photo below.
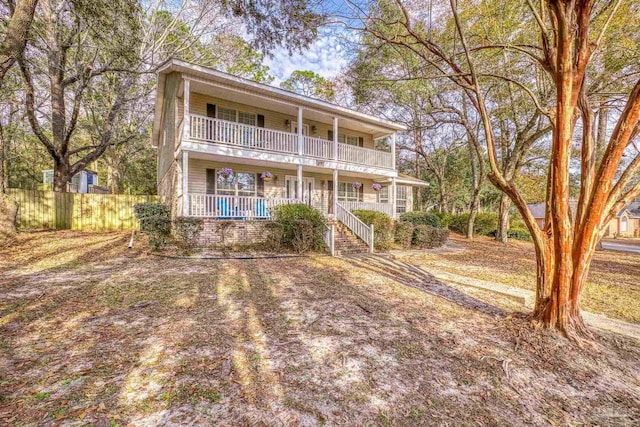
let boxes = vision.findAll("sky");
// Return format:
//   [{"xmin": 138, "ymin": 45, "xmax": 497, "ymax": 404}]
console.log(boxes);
[{"xmin": 264, "ymin": 29, "xmax": 351, "ymax": 86}]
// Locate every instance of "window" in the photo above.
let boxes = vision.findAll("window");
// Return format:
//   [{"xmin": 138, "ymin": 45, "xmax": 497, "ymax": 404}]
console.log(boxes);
[
  {"xmin": 43, "ymin": 170, "xmax": 54, "ymax": 184},
  {"xmin": 338, "ymin": 182, "xmax": 362, "ymax": 202},
  {"xmin": 378, "ymin": 185, "xmax": 389, "ymax": 203},
  {"xmin": 238, "ymin": 111, "xmax": 257, "ymax": 126},
  {"xmin": 217, "ymin": 107, "xmax": 237, "ymax": 122},
  {"xmin": 621, "ymin": 216, "xmax": 628, "ymax": 233},
  {"xmin": 216, "ymin": 171, "xmax": 257, "ymax": 197},
  {"xmin": 338, "ymin": 133, "xmax": 360, "ymax": 146},
  {"xmin": 396, "ymin": 186, "xmax": 408, "ymax": 214}
]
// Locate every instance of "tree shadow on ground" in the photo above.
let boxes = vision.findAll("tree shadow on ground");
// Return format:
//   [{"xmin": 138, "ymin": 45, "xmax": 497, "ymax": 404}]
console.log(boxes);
[{"xmin": 346, "ymin": 253, "xmax": 508, "ymax": 317}]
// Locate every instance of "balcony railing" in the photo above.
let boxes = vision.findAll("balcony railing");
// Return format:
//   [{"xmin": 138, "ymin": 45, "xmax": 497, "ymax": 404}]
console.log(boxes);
[
  {"xmin": 185, "ymin": 194, "xmax": 297, "ymax": 219},
  {"xmin": 188, "ymin": 115, "xmax": 393, "ymax": 169}
]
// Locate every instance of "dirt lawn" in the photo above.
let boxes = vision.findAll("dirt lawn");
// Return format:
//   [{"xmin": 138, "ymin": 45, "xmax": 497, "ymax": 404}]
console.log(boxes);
[
  {"xmin": 393, "ymin": 234, "xmax": 640, "ymax": 324},
  {"xmin": 1, "ymin": 232, "xmax": 639, "ymax": 426}
]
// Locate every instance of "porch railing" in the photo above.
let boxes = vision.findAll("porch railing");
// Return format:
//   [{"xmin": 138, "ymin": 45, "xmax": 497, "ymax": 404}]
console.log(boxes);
[
  {"xmin": 186, "ymin": 194, "xmax": 297, "ymax": 219},
  {"xmin": 340, "ymin": 201, "xmax": 394, "ymax": 217},
  {"xmin": 188, "ymin": 115, "xmax": 393, "ymax": 169},
  {"xmin": 336, "ymin": 201, "xmax": 374, "ymax": 253}
]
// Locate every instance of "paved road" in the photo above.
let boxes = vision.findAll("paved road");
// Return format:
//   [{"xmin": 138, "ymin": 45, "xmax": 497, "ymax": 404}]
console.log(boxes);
[{"xmin": 601, "ymin": 240, "xmax": 640, "ymax": 254}]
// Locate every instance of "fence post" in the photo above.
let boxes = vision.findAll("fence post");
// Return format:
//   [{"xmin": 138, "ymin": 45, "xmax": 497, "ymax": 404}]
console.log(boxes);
[{"xmin": 369, "ymin": 223, "xmax": 374, "ymax": 253}]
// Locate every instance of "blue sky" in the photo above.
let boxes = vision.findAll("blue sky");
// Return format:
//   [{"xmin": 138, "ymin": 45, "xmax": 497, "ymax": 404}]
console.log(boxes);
[{"xmin": 264, "ymin": 28, "xmax": 351, "ymax": 85}]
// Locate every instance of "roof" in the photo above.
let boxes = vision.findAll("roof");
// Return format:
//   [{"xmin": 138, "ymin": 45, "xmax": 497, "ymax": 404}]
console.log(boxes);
[
  {"xmin": 152, "ymin": 59, "xmax": 407, "ymax": 147},
  {"xmin": 619, "ymin": 201, "xmax": 640, "ymax": 218},
  {"xmin": 376, "ymin": 173, "xmax": 430, "ymax": 187}
]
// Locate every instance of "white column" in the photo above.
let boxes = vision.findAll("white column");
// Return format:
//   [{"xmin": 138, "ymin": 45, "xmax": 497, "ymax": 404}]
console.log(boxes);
[
  {"xmin": 297, "ymin": 107, "xmax": 304, "ymax": 156},
  {"xmin": 183, "ymin": 78, "xmax": 190, "ymax": 144},
  {"xmin": 333, "ymin": 116, "xmax": 339, "ymax": 160},
  {"xmin": 182, "ymin": 151, "xmax": 189, "ymax": 216},
  {"xmin": 391, "ymin": 132, "xmax": 396, "ymax": 169},
  {"xmin": 333, "ymin": 169, "xmax": 338, "ymax": 215},
  {"xmin": 391, "ymin": 176, "xmax": 397, "ymax": 220},
  {"xmin": 297, "ymin": 164, "xmax": 303, "ymax": 202}
]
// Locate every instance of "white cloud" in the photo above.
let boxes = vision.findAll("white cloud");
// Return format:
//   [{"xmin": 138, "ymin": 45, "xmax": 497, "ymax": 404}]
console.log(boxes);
[{"xmin": 265, "ymin": 29, "xmax": 350, "ymax": 86}]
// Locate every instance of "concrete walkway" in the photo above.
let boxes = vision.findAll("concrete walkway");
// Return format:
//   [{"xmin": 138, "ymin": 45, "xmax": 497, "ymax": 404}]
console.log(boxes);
[{"xmin": 386, "ymin": 257, "xmax": 640, "ymax": 341}]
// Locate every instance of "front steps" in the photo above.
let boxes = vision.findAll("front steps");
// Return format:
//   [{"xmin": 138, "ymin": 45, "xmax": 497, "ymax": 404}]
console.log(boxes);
[{"xmin": 327, "ymin": 218, "xmax": 370, "ymax": 256}]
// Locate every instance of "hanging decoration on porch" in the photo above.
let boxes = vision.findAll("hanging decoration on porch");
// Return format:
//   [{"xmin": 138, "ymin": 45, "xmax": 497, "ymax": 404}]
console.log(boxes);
[
  {"xmin": 352, "ymin": 181, "xmax": 362, "ymax": 189},
  {"xmin": 261, "ymin": 171, "xmax": 273, "ymax": 182},
  {"xmin": 219, "ymin": 167, "xmax": 234, "ymax": 179},
  {"xmin": 372, "ymin": 183, "xmax": 382, "ymax": 192}
]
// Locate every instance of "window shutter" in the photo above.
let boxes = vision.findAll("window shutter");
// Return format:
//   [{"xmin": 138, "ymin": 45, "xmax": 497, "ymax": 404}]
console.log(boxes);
[
  {"xmin": 328, "ymin": 130, "xmax": 333, "ymax": 141},
  {"xmin": 257, "ymin": 173, "xmax": 265, "ymax": 197},
  {"xmin": 358, "ymin": 137, "xmax": 364, "ymax": 147},
  {"xmin": 206, "ymin": 104, "xmax": 216, "ymax": 118},
  {"xmin": 328, "ymin": 180, "xmax": 334, "ymax": 213},
  {"xmin": 359, "ymin": 185, "xmax": 364, "ymax": 202},
  {"xmin": 206, "ymin": 169, "xmax": 216, "ymax": 194},
  {"xmin": 257, "ymin": 114, "xmax": 265, "ymax": 128}
]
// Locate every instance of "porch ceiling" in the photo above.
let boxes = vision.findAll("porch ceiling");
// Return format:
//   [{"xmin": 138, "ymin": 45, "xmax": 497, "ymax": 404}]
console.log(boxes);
[
  {"xmin": 186, "ymin": 150, "xmax": 393, "ymax": 179},
  {"xmin": 189, "ymin": 80, "xmax": 392, "ymax": 138}
]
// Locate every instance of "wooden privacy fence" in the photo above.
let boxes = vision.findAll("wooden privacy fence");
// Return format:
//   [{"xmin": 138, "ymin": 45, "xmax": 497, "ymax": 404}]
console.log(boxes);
[{"xmin": 6, "ymin": 188, "xmax": 159, "ymax": 231}]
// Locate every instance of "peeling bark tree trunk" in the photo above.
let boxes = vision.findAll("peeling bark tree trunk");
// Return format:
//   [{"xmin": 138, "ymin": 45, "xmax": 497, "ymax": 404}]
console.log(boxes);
[{"xmin": 496, "ymin": 194, "xmax": 511, "ymax": 243}]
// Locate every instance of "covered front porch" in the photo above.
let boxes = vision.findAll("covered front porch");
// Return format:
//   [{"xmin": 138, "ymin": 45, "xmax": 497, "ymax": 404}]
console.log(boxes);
[{"xmin": 175, "ymin": 153, "xmax": 405, "ymax": 220}]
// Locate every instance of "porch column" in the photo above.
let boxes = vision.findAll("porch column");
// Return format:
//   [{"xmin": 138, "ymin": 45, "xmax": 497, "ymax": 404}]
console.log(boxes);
[
  {"xmin": 297, "ymin": 107, "xmax": 304, "ymax": 156},
  {"xmin": 183, "ymin": 78, "xmax": 190, "ymax": 144},
  {"xmin": 391, "ymin": 176, "xmax": 397, "ymax": 220},
  {"xmin": 333, "ymin": 169, "xmax": 338, "ymax": 215},
  {"xmin": 297, "ymin": 164, "xmax": 303, "ymax": 202},
  {"xmin": 333, "ymin": 116, "xmax": 339, "ymax": 160},
  {"xmin": 182, "ymin": 151, "xmax": 189, "ymax": 216},
  {"xmin": 391, "ymin": 132, "xmax": 396, "ymax": 169}
]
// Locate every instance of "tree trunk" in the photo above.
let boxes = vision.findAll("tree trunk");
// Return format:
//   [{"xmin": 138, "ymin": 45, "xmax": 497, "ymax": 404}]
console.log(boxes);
[
  {"xmin": 0, "ymin": 122, "xmax": 6, "ymax": 194},
  {"xmin": 496, "ymin": 194, "xmax": 511, "ymax": 243},
  {"xmin": 0, "ymin": 0, "xmax": 38, "ymax": 81},
  {"xmin": 53, "ymin": 163, "xmax": 71, "ymax": 192},
  {"xmin": 466, "ymin": 140, "xmax": 481, "ymax": 239}
]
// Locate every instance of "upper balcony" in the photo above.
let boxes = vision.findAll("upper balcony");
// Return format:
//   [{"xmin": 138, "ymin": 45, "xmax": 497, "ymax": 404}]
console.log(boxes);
[{"xmin": 186, "ymin": 115, "xmax": 394, "ymax": 170}]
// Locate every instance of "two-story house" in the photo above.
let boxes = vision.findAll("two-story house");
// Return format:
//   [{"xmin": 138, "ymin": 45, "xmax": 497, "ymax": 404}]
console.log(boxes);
[{"xmin": 151, "ymin": 60, "xmax": 428, "ymax": 252}]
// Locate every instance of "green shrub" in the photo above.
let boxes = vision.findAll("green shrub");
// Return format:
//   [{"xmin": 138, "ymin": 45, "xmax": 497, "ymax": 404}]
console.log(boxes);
[
  {"xmin": 216, "ymin": 221, "xmax": 236, "ymax": 256},
  {"xmin": 292, "ymin": 219, "xmax": 315, "ymax": 254},
  {"xmin": 413, "ymin": 225, "xmax": 449, "ymax": 248},
  {"xmin": 432, "ymin": 211, "xmax": 454, "ymax": 228},
  {"xmin": 134, "ymin": 202, "xmax": 171, "ymax": 250},
  {"xmin": 449, "ymin": 212, "xmax": 498, "ymax": 236},
  {"xmin": 134, "ymin": 202, "xmax": 170, "ymax": 232},
  {"xmin": 173, "ymin": 217, "xmax": 204, "ymax": 255},
  {"xmin": 394, "ymin": 221, "xmax": 414, "ymax": 249},
  {"xmin": 507, "ymin": 228, "xmax": 532, "ymax": 241},
  {"xmin": 399, "ymin": 211, "xmax": 442, "ymax": 228},
  {"xmin": 273, "ymin": 203, "xmax": 326, "ymax": 251},
  {"xmin": 352, "ymin": 209, "xmax": 394, "ymax": 251},
  {"xmin": 263, "ymin": 222, "xmax": 284, "ymax": 252}
]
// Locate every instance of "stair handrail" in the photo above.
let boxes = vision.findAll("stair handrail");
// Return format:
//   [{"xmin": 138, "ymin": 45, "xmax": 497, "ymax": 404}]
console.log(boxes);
[{"xmin": 335, "ymin": 202, "xmax": 374, "ymax": 253}]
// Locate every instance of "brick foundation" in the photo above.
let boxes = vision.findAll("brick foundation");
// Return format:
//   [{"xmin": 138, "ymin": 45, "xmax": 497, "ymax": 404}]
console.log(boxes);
[{"xmin": 197, "ymin": 219, "xmax": 274, "ymax": 247}]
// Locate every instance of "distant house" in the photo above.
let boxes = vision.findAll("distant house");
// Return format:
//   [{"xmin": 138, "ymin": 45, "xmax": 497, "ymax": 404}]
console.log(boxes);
[
  {"xmin": 528, "ymin": 200, "xmax": 640, "ymax": 237},
  {"xmin": 42, "ymin": 169, "xmax": 105, "ymax": 193}
]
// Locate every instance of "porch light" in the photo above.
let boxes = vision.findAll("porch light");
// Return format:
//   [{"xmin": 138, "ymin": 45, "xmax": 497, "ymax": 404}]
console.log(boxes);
[
  {"xmin": 285, "ymin": 119, "xmax": 291, "ymax": 127},
  {"xmin": 372, "ymin": 183, "xmax": 382, "ymax": 191},
  {"xmin": 352, "ymin": 181, "xmax": 362, "ymax": 189},
  {"xmin": 219, "ymin": 167, "xmax": 234, "ymax": 178}
]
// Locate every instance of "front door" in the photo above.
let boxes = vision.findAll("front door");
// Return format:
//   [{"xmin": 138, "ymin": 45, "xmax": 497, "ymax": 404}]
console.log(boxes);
[{"xmin": 285, "ymin": 176, "xmax": 315, "ymax": 206}]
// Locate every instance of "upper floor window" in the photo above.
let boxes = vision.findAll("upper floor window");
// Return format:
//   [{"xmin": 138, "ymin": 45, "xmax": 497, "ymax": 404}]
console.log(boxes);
[
  {"xmin": 218, "ymin": 107, "xmax": 237, "ymax": 122},
  {"xmin": 337, "ymin": 133, "xmax": 361, "ymax": 146},
  {"xmin": 238, "ymin": 111, "xmax": 257, "ymax": 126}
]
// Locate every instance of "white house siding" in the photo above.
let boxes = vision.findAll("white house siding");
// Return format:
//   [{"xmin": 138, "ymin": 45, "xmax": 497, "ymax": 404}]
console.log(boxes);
[
  {"xmin": 186, "ymin": 159, "xmax": 402, "ymax": 215},
  {"xmin": 187, "ymin": 93, "xmax": 376, "ymax": 149}
]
